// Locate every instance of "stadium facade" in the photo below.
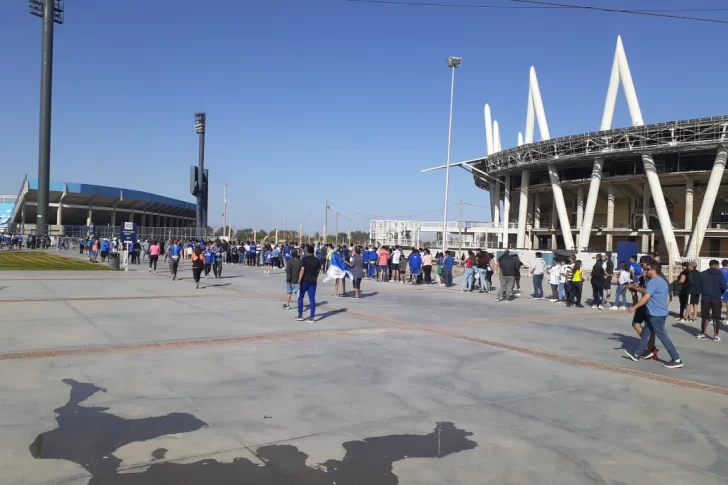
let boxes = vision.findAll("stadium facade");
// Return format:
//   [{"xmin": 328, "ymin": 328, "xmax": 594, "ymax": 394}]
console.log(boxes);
[
  {"xmin": 2, "ymin": 176, "xmax": 196, "ymax": 237},
  {"xmin": 421, "ymin": 36, "xmax": 728, "ymax": 261}
]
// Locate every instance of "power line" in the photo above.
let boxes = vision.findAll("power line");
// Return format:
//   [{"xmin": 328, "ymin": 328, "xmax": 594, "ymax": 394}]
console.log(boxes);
[
  {"xmin": 345, "ymin": 0, "xmax": 728, "ymax": 23},
  {"xmin": 330, "ymin": 201, "xmax": 490, "ymax": 219}
]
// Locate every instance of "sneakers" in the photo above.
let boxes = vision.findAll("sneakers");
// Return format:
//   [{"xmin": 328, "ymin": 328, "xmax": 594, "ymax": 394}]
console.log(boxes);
[
  {"xmin": 676, "ymin": 318, "xmax": 686, "ymax": 323},
  {"xmin": 148, "ymin": 268, "xmax": 152, "ymax": 272},
  {"xmin": 195, "ymin": 281, "xmax": 200, "ymax": 289},
  {"xmin": 283, "ymin": 304, "xmax": 291, "ymax": 310},
  {"xmin": 638, "ymin": 348, "xmax": 659, "ymax": 360},
  {"xmin": 714, "ymin": 335, "xmax": 722, "ymax": 342},
  {"xmin": 624, "ymin": 349, "xmax": 646, "ymax": 362},
  {"xmin": 295, "ymin": 315, "xmax": 304, "ymax": 321},
  {"xmin": 494, "ymin": 298, "xmax": 501, "ymax": 303},
  {"xmin": 663, "ymin": 359, "xmax": 684, "ymax": 369},
  {"xmin": 306, "ymin": 318, "xmax": 315, "ymax": 323},
  {"xmin": 697, "ymin": 334, "xmax": 708, "ymax": 341},
  {"xmin": 610, "ymin": 306, "xmax": 620, "ymax": 311},
  {"xmin": 591, "ymin": 305, "xmax": 597, "ymax": 309},
  {"xmin": 598, "ymin": 305, "xmax": 604, "ymax": 310},
  {"xmin": 549, "ymin": 298, "xmax": 556, "ymax": 302}
]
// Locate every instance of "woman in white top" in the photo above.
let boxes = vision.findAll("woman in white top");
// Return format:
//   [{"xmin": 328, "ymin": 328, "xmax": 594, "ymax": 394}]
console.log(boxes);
[
  {"xmin": 549, "ymin": 261, "xmax": 562, "ymax": 302},
  {"xmin": 612, "ymin": 262, "xmax": 631, "ymax": 309}
]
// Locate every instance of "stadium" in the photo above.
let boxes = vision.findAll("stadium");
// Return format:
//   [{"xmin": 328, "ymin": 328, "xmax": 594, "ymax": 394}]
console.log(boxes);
[
  {"xmin": 1, "ymin": 176, "xmax": 196, "ymax": 239},
  {"xmin": 411, "ymin": 36, "xmax": 728, "ymax": 263}
]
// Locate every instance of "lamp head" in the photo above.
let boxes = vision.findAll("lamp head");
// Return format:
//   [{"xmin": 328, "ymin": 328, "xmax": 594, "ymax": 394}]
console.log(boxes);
[
  {"xmin": 446, "ymin": 57, "xmax": 462, "ymax": 68},
  {"xmin": 194, "ymin": 112, "xmax": 206, "ymax": 134}
]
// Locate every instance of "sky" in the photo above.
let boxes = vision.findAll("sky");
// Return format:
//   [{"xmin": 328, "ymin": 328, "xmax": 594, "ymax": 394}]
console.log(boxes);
[{"xmin": 1, "ymin": 0, "xmax": 727, "ymax": 234}]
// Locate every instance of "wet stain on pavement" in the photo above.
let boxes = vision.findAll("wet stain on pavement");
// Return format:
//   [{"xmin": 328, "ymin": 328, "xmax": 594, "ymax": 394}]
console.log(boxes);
[{"xmin": 31, "ymin": 379, "xmax": 477, "ymax": 484}]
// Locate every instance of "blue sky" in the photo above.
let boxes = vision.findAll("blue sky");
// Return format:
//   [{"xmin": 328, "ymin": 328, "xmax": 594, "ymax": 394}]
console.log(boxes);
[{"xmin": 2, "ymin": 0, "xmax": 727, "ymax": 233}]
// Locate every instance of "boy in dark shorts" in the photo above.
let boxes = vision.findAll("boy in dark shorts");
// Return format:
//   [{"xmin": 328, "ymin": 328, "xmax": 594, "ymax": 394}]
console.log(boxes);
[{"xmin": 626, "ymin": 256, "xmax": 658, "ymax": 359}]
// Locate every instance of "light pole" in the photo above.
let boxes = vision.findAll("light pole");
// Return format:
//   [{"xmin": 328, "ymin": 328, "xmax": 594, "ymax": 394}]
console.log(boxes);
[
  {"xmin": 30, "ymin": 0, "xmax": 64, "ymax": 238},
  {"xmin": 222, "ymin": 181, "xmax": 228, "ymax": 239},
  {"xmin": 441, "ymin": 56, "xmax": 462, "ymax": 256},
  {"xmin": 194, "ymin": 112, "xmax": 207, "ymax": 240},
  {"xmin": 283, "ymin": 204, "xmax": 287, "ymax": 242}
]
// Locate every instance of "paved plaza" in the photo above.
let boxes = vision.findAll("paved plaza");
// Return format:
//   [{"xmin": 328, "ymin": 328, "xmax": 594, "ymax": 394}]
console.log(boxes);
[{"xmin": 2, "ymin": 258, "xmax": 728, "ymax": 484}]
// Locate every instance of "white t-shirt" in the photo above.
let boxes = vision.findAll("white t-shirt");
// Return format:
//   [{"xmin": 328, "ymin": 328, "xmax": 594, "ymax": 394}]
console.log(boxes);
[
  {"xmin": 550, "ymin": 264, "xmax": 561, "ymax": 285},
  {"xmin": 618, "ymin": 269, "xmax": 631, "ymax": 286},
  {"xmin": 392, "ymin": 250, "xmax": 402, "ymax": 264}
]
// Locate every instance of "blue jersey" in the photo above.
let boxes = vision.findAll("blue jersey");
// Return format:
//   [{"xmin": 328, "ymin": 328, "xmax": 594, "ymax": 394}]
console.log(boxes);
[
  {"xmin": 315, "ymin": 247, "xmax": 322, "ymax": 259},
  {"xmin": 283, "ymin": 247, "xmax": 291, "ymax": 259},
  {"xmin": 249, "ymin": 244, "xmax": 256, "ymax": 255},
  {"xmin": 409, "ymin": 253, "xmax": 422, "ymax": 271},
  {"xmin": 272, "ymin": 248, "xmax": 281, "ymax": 258},
  {"xmin": 168, "ymin": 243, "xmax": 182, "ymax": 262},
  {"xmin": 264, "ymin": 251, "xmax": 271, "ymax": 264},
  {"xmin": 211, "ymin": 246, "xmax": 222, "ymax": 262},
  {"xmin": 631, "ymin": 262, "xmax": 642, "ymax": 283},
  {"xmin": 203, "ymin": 250, "xmax": 214, "ymax": 264}
]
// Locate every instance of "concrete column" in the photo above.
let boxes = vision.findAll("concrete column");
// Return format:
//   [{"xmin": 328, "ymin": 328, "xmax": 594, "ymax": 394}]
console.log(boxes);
[
  {"xmin": 532, "ymin": 193, "xmax": 541, "ymax": 250},
  {"xmin": 493, "ymin": 180, "xmax": 501, "ymax": 245},
  {"xmin": 111, "ymin": 208, "xmax": 116, "ymax": 228},
  {"xmin": 641, "ymin": 183, "xmax": 651, "ymax": 253},
  {"xmin": 547, "ymin": 164, "xmax": 575, "ymax": 250},
  {"xmin": 551, "ymin": 193, "xmax": 557, "ymax": 249},
  {"xmin": 139, "ymin": 211, "xmax": 145, "ymax": 227},
  {"xmin": 684, "ymin": 177, "xmax": 693, "ymax": 251},
  {"xmin": 516, "ymin": 169, "xmax": 529, "ymax": 248},
  {"xmin": 686, "ymin": 147, "xmax": 728, "ymax": 260},
  {"xmin": 606, "ymin": 184, "xmax": 615, "ymax": 251},
  {"xmin": 579, "ymin": 158, "xmax": 603, "ymax": 250},
  {"xmin": 489, "ymin": 182, "xmax": 496, "ymax": 224},
  {"xmin": 86, "ymin": 208, "xmax": 93, "ymax": 226},
  {"xmin": 576, "ymin": 186, "xmax": 584, "ymax": 228},
  {"xmin": 502, "ymin": 175, "xmax": 511, "ymax": 248},
  {"xmin": 643, "ymin": 154, "xmax": 680, "ymax": 262},
  {"xmin": 21, "ymin": 203, "xmax": 26, "ymax": 234},
  {"xmin": 56, "ymin": 204, "xmax": 63, "ymax": 227}
]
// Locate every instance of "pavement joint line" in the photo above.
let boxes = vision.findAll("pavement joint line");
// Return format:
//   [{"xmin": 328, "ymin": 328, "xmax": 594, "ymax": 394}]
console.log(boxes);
[
  {"xmin": 0, "ymin": 294, "xmax": 228, "ymax": 303},
  {"xmin": 0, "ymin": 327, "xmax": 398, "ymax": 361}
]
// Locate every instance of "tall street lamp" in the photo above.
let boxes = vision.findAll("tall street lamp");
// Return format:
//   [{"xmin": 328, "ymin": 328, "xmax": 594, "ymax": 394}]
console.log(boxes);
[
  {"xmin": 30, "ymin": 0, "xmax": 64, "ymax": 238},
  {"xmin": 441, "ymin": 56, "xmax": 462, "ymax": 255},
  {"xmin": 222, "ymin": 181, "xmax": 228, "ymax": 238},
  {"xmin": 194, "ymin": 112, "xmax": 207, "ymax": 240},
  {"xmin": 283, "ymin": 204, "xmax": 287, "ymax": 242}
]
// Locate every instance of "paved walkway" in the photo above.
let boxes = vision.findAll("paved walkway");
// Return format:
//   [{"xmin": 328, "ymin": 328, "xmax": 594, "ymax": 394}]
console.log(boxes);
[{"xmin": 1, "ymin": 257, "xmax": 727, "ymax": 484}]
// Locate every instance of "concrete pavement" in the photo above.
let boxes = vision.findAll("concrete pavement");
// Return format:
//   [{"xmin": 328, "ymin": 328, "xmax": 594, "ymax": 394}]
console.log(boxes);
[{"xmin": 1, "ymin": 258, "xmax": 727, "ymax": 484}]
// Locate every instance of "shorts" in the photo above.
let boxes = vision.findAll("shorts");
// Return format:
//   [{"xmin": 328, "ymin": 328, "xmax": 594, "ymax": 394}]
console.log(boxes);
[
  {"xmin": 286, "ymin": 283, "xmax": 299, "ymax": 295},
  {"xmin": 378, "ymin": 265, "xmax": 388, "ymax": 272},
  {"xmin": 632, "ymin": 305, "xmax": 647, "ymax": 325},
  {"xmin": 701, "ymin": 298, "xmax": 722, "ymax": 320},
  {"xmin": 100, "ymin": 251, "xmax": 108, "ymax": 258},
  {"xmin": 603, "ymin": 277, "xmax": 612, "ymax": 290},
  {"xmin": 353, "ymin": 278, "xmax": 362, "ymax": 289},
  {"xmin": 722, "ymin": 290, "xmax": 728, "ymax": 302},
  {"xmin": 410, "ymin": 268, "xmax": 421, "ymax": 276},
  {"xmin": 689, "ymin": 293, "xmax": 700, "ymax": 305}
]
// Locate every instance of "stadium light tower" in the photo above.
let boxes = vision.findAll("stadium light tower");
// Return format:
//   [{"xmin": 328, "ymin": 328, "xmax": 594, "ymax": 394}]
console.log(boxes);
[
  {"xmin": 30, "ymin": 0, "xmax": 64, "ymax": 238},
  {"xmin": 442, "ymin": 56, "xmax": 462, "ymax": 255},
  {"xmin": 194, "ymin": 112, "xmax": 207, "ymax": 239}
]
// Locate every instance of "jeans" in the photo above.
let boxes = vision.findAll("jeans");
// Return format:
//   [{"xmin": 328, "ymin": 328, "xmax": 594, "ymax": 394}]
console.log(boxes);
[
  {"xmin": 533, "ymin": 274, "xmax": 544, "ymax": 298},
  {"xmin": 636, "ymin": 315, "xmax": 680, "ymax": 361},
  {"xmin": 477, "ymin": 269, "xmax": 488, "ymax": 291},
  {"xmin": 569, "ymin": 281, "xmax": 582, "ymax": 305},
  {"xmin": 367, "ymin": 263, "xmax": 377, "ymax": 278},
  {"xmin": 592, "ymin": 283, "xmax": 603, "ymax": 306},
  {"xmin": 498, "ymin": 275, "xmax": 515, "ymax": 300},
  {"xmin": 558, "ymin": 282, "xmax": 565, "ymax": 300},
  {"xmin": 614, "ymin": 285, "xmax": 627, "ymax": 307},
  {"xmin": 462, "ymin": 268, "xmax": 474, "ymax": 290},
  {"xmin": 298, "ymin": 282, "xmax": 317, "ymax": 318},
  {"xmin": 443, "ymin": 268, "xmax": 453, "ymax": 287}
]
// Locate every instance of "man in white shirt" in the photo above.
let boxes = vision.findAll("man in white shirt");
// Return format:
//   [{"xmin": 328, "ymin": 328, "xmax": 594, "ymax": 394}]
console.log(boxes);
[{"xmin": 391, "ymin": 246, "xmax": 402, "ymax": 283}]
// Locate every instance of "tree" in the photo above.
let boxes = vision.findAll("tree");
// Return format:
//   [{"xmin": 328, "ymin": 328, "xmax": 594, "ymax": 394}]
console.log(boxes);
[
  {"xmin": 350, "ymin": 231, "xmax": 370, "ymax": 244},
  {"xmin": 234, "ymin": 228, "xmax": 254, "ymax": 241},
  {"xmin": 255, "ymin": 230, "xmax": 269, "ymax": 242},
  {"xmin": 214, "ymin": 227, "xmax": 225, "ymax": 237}
]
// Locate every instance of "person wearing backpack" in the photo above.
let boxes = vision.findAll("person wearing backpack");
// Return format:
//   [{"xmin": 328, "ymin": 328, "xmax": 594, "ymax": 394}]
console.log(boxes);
[{"xmin": 686, "ymin": 262, "xmax": 701, "ymax": 323}]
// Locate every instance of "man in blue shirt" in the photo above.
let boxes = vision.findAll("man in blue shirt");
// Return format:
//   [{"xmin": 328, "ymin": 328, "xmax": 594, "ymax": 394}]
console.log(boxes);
[
  {"xmin": 212, "ymin": 241, "xmax": 223, "ymax": 278},
  {"xmin": 203, "ymin": 244, "xmax": 214, "ymax": 279},
  {"xmin": 168, "ymin": 239, "xmax": 183, "ymax": 281},
  {"xmin": 442, "ymin": 251, "xmax": 454, "ymax": 287},
  {"xmin": 626, "ymin": 262, "xmax": 683, "ymax": 369}
]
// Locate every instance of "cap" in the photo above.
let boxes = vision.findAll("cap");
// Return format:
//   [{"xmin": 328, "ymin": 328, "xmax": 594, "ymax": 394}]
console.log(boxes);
[{"xmin": 639, "ymin": 256, "xmax": 655, "ymax": 264}]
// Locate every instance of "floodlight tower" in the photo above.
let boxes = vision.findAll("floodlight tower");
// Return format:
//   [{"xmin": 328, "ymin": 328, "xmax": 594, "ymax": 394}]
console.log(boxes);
[
  {"xmin": 30, "ymin": 0, "xmax": 64, "ymax": 237},
  {"xmin": 441, "ymin": 56, "xmax": 462, "ymax": 255},
  {"xmin": 194, "ymin": 113, "xmax": 208, "ymax": 239}
]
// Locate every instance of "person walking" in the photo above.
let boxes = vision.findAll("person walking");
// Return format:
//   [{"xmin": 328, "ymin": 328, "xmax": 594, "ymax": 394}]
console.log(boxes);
[
  {"xmin": 591, "ymin": 254, "xmax": 606, "ymax": 309},
  {"xmin": 203, "ymin": 244, "xmax": 214, "ymax": 279},
  {"xmin": 168, "ymin": 239, "xmax": 183, "ymax": 281},
  {"xmin": 686, "ymin": 262, "xmax": 701, "ymax": 323},
  {"xmin": 441, "ymin": 251, "xmax": 454, "ymax": 288},
  {"xmin": 697, "ymin": 259, "xmax": 727, "ymax": 341},
  {"xmin": 148, "ymin": 240, "xmax": 160, "ymax": 273},
  {"xmin": 603, "ymin": 251, "xmax": 615, "ymax": 308},
  {"xmin": 284, "ymin": 249, "xmax": 302, "ymax": 310},
  {"xmin": 191, "ymin": 246, "xmax": 204, "ymax": 289},
  {"xmin": 296, "ymin": 245, "xmax": 321, "ymax": 322},
  {"xmin": 612, "ymin": 262, "xmax": 630, "ymax": 310},
  {"xmin": 531, "ymin": 252, "xmax": 546, "ymax": 299},
  {"xmin": 676, "ymin": 262, "xmax": 690, "ymax": 322},
  {"xmin": 626, "ymin": 262, "xmax": 683, "ymax": 369},
  {"xmin": 496, "ymin": 250, "xmax": 517, "ymax": 302}
]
